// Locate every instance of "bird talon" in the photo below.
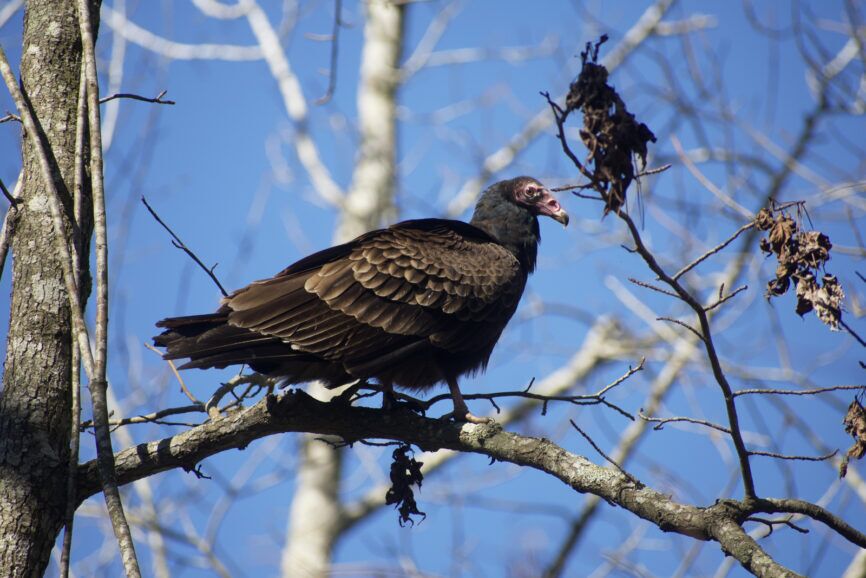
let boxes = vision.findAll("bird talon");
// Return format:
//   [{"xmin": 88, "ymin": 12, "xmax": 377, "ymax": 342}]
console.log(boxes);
[
  {"xmin": 463, "ymin": 412, "xmax": 494, "ymax": 424},
  {"xmin": 438, "ymin": 410, "xmax": 493, "ymax": 424}
]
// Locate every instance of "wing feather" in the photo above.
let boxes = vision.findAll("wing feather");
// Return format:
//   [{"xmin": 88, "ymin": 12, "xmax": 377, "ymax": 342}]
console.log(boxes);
[{"xmin": 217, "ymin": 219, "xmax": 526, "ymax": 388}]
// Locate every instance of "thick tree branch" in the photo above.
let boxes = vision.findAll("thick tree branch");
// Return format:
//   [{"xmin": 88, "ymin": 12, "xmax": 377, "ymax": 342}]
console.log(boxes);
[
  {"xmin": 73, "ymin": 390, "xmax": 835, "ymax": 577},
  {"xmin": 752, "ymin": 498, "xmax": 866, "ymax": 549}
]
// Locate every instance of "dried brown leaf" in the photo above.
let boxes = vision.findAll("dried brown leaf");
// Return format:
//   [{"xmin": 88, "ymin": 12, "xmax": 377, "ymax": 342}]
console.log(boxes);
[
  {"xmin": 793, "ymin": 272, "xmax": 844, "ymax": 328},
  {"xmin": 795, "ymin": 231, "xmax": 832, "ymax": 268},
  {"xmin": 755, "ymin": 208, "xmax": 774, "ymax": 231},
  {"xmin": 769, "ymin": 215, "xmax": 796, "ymax": 252},
  {"xmin": 840, "ymin": 398, "xmax": 866, "ymax": 478}
]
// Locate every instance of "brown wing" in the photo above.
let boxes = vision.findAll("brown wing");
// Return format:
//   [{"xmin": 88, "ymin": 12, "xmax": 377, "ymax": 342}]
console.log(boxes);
[{"xmin": 224, "ymin": 220, "xmax": 526, "ymax": 387}]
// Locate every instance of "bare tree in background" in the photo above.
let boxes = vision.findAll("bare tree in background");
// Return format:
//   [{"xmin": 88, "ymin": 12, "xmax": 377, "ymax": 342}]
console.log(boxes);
[{"xmin": 0, "ymin": 1, "xmax": 865, "ymax": 577}]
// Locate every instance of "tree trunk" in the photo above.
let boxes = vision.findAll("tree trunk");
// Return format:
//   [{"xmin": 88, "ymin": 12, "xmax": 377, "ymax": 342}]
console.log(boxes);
[{"xmin": 0, "ymin": 1, "xmax": 93, "ymax": 576}]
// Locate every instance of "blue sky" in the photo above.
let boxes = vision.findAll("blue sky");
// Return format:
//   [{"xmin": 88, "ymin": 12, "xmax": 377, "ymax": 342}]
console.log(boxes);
[{"xmin": 1, "ymin": 1, "xmax": 865, "ymax": 576}]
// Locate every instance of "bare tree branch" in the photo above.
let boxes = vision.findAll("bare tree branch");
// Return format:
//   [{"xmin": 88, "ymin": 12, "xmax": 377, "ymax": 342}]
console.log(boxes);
[
  {"xmin": 75, "ymin": 391, "xmax": 827, "ymax": 578},
  {"xmin": 76, "ymin": 0, "xmax": 142, "ymax": 572}
]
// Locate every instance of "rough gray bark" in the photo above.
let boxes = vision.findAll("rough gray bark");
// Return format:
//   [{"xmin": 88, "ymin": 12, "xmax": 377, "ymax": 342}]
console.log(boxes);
[{"xmin": 0, "ymin": 1, "xmax": 92, "ymax": 576}]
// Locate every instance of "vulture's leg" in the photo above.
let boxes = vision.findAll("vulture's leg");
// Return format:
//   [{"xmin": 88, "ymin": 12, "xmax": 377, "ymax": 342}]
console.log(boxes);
[
  {"xmin": 381, "ymin": 381, "xmax": 397, "ymax": 411},
  {"xmin": 445, "ymin": 377, "xmax": 492, "ymax": 424}
]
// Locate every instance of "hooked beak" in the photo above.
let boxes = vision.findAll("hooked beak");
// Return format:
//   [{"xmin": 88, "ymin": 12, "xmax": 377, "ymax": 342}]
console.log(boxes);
[{"xmin": 536, "ymin": 189, "xmax": 569, "ymax": 227}]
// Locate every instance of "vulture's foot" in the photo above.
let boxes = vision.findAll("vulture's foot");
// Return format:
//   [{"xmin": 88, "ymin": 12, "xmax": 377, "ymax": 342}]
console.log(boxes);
[
  {"xmin": 439, "ymin": 399, "xmax": 494, "ymax": 424},
  {"xmin": 462, "ymin": 411, "xmax": 494, "ymax": 424},
  {"xmin": 438, "ymin": 409, "xmax": 494, "ymax": 424},
  {"xmin": 444, "ymin": 378, "xmax": 493, "ymax": 424}
]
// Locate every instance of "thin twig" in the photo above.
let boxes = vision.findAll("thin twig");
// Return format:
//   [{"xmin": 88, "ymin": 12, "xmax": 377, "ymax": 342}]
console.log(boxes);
[
  {"xmin": 548, "ymin": 71, "xmax": 758, "ymax": 496},
  {"xmin": 81, "ymin": 404, "xmax": 206, "ymax": 429},
  {"xmin": 657, "ymin": 316, "xmax": 705, "ymax": 342},
  {"xmin": 60, "ymin": 337, "xmax": 82, "ymax": 578},
  {"xmin": 77, "ymin": 0, "xmax": 142, "ymax": 572},
  {"xmin": 733, "ymin": 384, "xmax": 866, "ymax": 397},
  {"xmin": 673, "ymin": 222, "xmax": 756, "ymax": 280},
  {"xmin": 570, "ymin": 420, "xmax": 640, "ymax": 485},
  {"xmin": 206, "ymin": 373, "xmax": 276, "ymax": 418},
  {"xmin": 60, "ymin": 68, "xmax": 88, "ymax": 578},
  {"xmin": 314, "ymin": 0, "xmax": 342, "ymax": 105},
  {"xmin": 840, "ymin": 318, "xmax": 866, "ymax": 348},
  {"xmin": 748, "ymin": 449, "xmax": 837, "ymax": 462},
  {"xmin": 628, "ymin": 277, "xmax": 679, "ymax": 298},
  {"xmin": 0, "ymin": 112, "xmax": 20, "ymax": 123},
  {"xmin": 0, "ymin": 203, "xmax": 18, "ymax": 283},
  {"xmin": 399, "ymin": 359, "xmax": 644, "ymax": 420},
  {"xmin": 704, "ymin": 285, "xmax": 748, "ymax": 312},
  {"xmin": 141, "ymin": 196, "xmax": 229, "ymax": 297},
  {"xmin": 636, "ymin": 163, "xmax": 672, "ymax": 177},
  {"xmin": 638, "ymin": 410, "xmax": 732, "ymax": 434},
  {"xmin": 551, "ymin": 182, "xmax": 595, "ymax": 192},
  {"xmin": 144, "ymin": 342, "xmax": 201, "ymax": 405},
  {"xmin": 541, "ymin": 91, "xmax": 598, "ymax": 185},
  {"xmin": 0, "ymin": 174, "xmax": 22, "ymax": 283},
  {"xmin": 671, "ymin": 134, "xmax": 753, "ymax": 219},
  {"xmin": 0, "ymin": 176, "xmax": 17, "ymax": 205},
  {"xmin": 0, "ymin": 46, "xmax": 97, "ymax": 392},
  {"xmin": 745, "ymin": 516, "xmax": 809, "ymax": 536},
  {"xmin": 595, "ymin": 358, "xmax": 646, "ymax": 397},
  {"xmin": 617, "ymin": 211, "xmax": 757, "ymax": 498},
  {"xmin": 98, "ymin": 90, "xmax": 176, "ymax": 105}
]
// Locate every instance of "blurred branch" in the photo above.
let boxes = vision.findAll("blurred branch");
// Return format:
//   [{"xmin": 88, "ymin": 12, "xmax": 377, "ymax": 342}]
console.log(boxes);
[
  {"xmin": 404, "ymin": 35, "xmax": 557, "ymax": 76},
  {"xmin": 313, "ymin": 0, "xmax": 342, "ymax": 105},
  {"xmin": 102, "ymin": 5, "xmax": 263, "ymax": 60},
  {"xmin": 244, "ymin": 0, "xmax": 344, "ymax": 207},
  {"xmin": 0, "ymin": 0, "xmax": 22, "ymax": 29},
  {"xmin": 671, "ymin": 135, "xmax": 753, "ymax": 219}
]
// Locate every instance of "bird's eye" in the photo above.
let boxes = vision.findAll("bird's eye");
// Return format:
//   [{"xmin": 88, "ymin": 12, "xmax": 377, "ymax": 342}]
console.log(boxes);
[{"xmin": 525, "ymin": 187, "xmax": 540, "ymax": 200}]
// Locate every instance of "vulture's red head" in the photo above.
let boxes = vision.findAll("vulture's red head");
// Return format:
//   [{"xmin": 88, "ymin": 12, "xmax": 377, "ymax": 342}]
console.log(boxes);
[
  {"xmin": 470, "ymin": 176, "xmax": 568, "ymax": 272},
  {"xmin": 510, "ymin": 176, "xmax": 570, "ymax": 226}
]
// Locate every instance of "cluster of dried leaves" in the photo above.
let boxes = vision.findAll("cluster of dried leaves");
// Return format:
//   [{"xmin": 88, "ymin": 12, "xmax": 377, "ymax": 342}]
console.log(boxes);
[
  {"xmin": 756, "ymin": 207, "xmax": 844, "ymax": 330},
  {"xmin": 841, "ymin": 397, "xmax": 866, "ymax": 478},
  {"xmin": 385, "ymin": 444, "xmax": 426, "ymax": 526},
  {"xmin": 565, "ymin": 35, "xmax": 657, "ymax": 214}
]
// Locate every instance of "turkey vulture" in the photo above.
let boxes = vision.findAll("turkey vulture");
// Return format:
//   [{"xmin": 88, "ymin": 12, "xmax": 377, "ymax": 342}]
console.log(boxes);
[{"xmin": 154, "ymin": 177, "xmax": 568, "ymax": 423}]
